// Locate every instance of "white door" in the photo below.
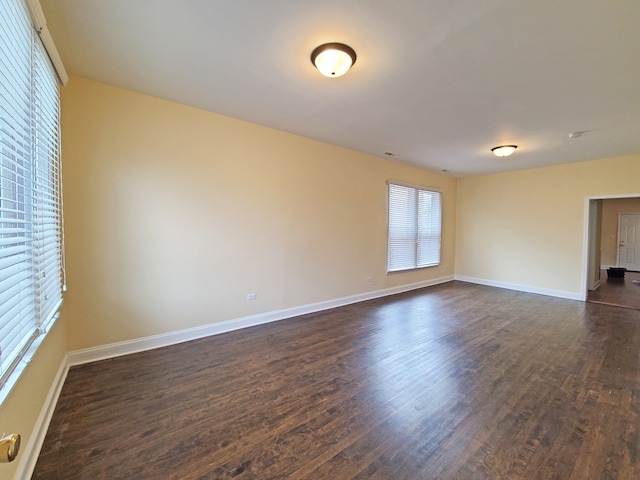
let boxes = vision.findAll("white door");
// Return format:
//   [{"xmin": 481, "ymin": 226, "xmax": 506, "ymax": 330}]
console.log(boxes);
[{"xmin": 618, "ymin": 213, "xmax": 640, "ymax": 271}]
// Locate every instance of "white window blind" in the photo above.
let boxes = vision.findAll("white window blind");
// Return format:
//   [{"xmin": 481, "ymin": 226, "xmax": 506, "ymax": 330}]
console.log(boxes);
[
  {"xmin": 387, "ymin": 182, "xmax": 441, "ymax": 272},
  {"xmin": 0, "ymin": 0, "xmax": 63, "ymax": 391}
]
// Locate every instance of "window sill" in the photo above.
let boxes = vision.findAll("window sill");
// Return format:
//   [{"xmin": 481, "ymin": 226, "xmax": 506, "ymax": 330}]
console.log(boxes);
[
  {"xmin": 387, "ymin": 263, "xmax": 440, "ymax": 274},
  {"xmin": 0, "ymin": 312, "xmax": 61, "ymax": 407}
]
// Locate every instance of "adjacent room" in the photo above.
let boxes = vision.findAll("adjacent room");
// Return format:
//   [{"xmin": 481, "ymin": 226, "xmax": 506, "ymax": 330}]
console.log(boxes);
[
  {"xmin": 586, "ymin": 197, "xmax": 640, "ymax": 310},
  {"xmin": 1, "ymin": 0, "xmax": 639, "ymax": 478}
]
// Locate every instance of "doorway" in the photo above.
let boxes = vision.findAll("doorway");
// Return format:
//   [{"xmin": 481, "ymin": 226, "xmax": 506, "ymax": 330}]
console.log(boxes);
[{"xmin": 585, "ymin": 195, "xmax": 640, "ymax": 310}]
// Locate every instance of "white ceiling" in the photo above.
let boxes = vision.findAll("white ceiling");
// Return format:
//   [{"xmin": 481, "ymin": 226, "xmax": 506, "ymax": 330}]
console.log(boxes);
[{"xmin": 40, "ymin": 0, "xmax": 640, "ymax": 177}]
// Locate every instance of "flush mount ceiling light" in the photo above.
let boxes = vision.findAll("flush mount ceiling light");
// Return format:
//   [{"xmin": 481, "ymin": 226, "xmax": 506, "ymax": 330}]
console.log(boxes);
[
  {"xmin": 311, "ymin": 43, "xmax": 357, "ymax": 77},
  {"xmin": 491, "ymin": 145, "xmax": 518, "ymax": 157}
]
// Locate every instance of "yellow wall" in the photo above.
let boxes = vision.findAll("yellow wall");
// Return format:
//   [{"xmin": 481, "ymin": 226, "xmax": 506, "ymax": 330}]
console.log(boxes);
[
  {"xmin": 61, "ymin": 76, "xmax": 457, "ymax": 350},
  {"xmin": 455, "ymin": 155, "xmax": 640, "ymax": 295},
  {"xmin": 0, "ymin": 316, "xmax": 67, "ymax": 479},
  {"xmin": 8, "ymin": 75, "xmax": 636, "ymax": 477},
  {"xmin": 600, "ymin": 197, "xmax": 640, "ymax": 266}
]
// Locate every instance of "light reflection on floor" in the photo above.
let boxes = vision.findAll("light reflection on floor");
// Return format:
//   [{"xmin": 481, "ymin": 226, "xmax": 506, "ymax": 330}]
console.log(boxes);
[{"xmin": 367, "ymin": 295, "xmax": 461, "ymax": 431}]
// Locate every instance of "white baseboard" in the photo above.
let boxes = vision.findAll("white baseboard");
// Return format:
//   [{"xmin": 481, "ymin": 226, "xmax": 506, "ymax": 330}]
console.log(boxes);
[
  {"xmin": 16, "ymin": 275, "xmax": 453, "ymax": 479},
  {"xmin": 67, "ymin": 275, "xmax": 454, "ymax": 366},
  {"xmin": 454, "ymin": 275, "xmax": 583, "ymax": 301},
  {"xmin": 14, "ymin": 355, "xmax": 70, "ymax": 480}
]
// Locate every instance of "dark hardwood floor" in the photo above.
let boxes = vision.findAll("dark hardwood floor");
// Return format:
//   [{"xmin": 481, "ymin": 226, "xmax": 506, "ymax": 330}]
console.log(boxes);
[
  {"xmin": 33, "ymin": 281, "xmax": 640, "ymax": 479},
  {"xmin": 588, "ymin": 269, "xmax": 640, "ymax": 310}
]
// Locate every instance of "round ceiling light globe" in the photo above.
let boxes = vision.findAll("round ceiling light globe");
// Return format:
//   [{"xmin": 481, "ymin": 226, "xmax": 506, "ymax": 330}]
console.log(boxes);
[{"xmin": 311, "ymin": 43, "xmax": 357, "ymax": 78}]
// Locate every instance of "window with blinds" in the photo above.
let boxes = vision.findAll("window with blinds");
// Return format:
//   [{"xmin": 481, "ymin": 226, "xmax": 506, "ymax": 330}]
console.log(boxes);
[
  {"xmin": 387, "ymin": 182, "xmax": 442, "ymax": 272},
  {"xmin": 0, "ymin": 0, "xmax": 63, "ymax": 392}
]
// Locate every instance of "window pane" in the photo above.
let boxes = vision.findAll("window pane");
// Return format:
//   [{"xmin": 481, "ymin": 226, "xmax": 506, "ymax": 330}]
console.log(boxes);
[
  {"xmin": 417, "ymin": 190, "xmax": 441, "ymax": 267},
  {"xmin": 388, "ymin": 184, "xmax": 417, "ymax": 272}
]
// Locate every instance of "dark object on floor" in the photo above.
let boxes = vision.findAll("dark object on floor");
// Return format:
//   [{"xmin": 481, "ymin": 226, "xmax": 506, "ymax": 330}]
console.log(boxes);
[{"xmin": 607, "ymin": 267, "xmax": 627, "ymax": 279}]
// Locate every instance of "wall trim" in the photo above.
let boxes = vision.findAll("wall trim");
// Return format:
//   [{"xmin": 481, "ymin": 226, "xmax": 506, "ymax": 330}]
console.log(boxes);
[
  {"xmin": 454, "ymin": 275, "xmax": 583, "ymax": 301},
  {"xmin": 67, "ymin": 275, "xmax": 453, "ymax": 367},
  {"xmin": 14, "ymin": 354, "xmax": 70, "ymax": 480}
]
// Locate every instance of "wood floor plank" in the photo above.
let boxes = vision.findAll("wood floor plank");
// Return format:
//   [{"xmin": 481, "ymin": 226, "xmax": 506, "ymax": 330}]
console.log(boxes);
[{"xmin": 32, "ymin": 281, "xmax": 640, "ymax": 479}]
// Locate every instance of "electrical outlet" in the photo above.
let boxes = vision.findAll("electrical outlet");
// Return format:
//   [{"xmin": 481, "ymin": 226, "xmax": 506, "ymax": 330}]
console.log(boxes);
[{"xmin": 247, "ymin": 293, "xmax": 257, "ymax": 300}]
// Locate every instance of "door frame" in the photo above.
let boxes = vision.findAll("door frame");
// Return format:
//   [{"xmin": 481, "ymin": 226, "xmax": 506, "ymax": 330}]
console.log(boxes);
[
  {"xmin": 582, "ymin": 193, "xmax": 640, "ymax": 301},
  {"xmin": 586, "ymin": 199, "xmax": 602, "ymax": 292}
]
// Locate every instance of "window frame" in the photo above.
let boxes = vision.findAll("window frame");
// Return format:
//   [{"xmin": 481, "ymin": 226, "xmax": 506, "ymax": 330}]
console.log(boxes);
[
  {"xmin": 386, "ymin": 180, "xmax": 442, "ymax": 273},
  {"xmin": 0, "ymin": 0, "xmax": 64, "ymax": 403}
]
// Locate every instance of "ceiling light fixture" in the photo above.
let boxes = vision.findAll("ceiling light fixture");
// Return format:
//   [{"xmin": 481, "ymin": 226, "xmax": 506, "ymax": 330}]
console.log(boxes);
[
  {"xmin": 311, "ymin": 43, "xmax": 357, "ymax": 77},
  {"xmin": 491, "ymin": 145, "xmax": 518, "ymax": 157}
]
